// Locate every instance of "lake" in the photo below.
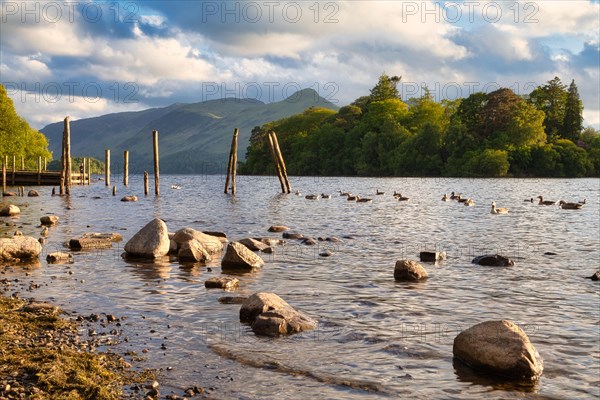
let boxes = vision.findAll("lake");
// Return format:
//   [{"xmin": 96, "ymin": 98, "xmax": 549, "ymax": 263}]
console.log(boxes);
[{"xmin": 1, "ymin": 175, "xmax": 599, "ymax": 399}]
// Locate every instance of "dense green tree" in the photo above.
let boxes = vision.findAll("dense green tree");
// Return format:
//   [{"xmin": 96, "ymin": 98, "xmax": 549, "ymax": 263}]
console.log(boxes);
[
  {"xmin": 553, "ymin": 139, "xmax": 591, "ymax": 177},
  {"xmin": 529, "ymin": 77, "xmax": 568, "ymax": 140},
  {"xmin": 0, "ymin": 84, "xmax": 52, "ymax": 167},
  {"xmin": 579, "ymin": 127, "xmax": 600, "ymax": 175},
  {"xmin": 369, "ymin": 73, "xmax": 401, "ymax": 102},
  {"xmin": 394, "ymin": 123, "xmax": 444, "ymax": 176},
  {"xmin": 562, "ymin": 79, "xmax": 584, "ymax": 141},
  {"xmin": 404, "ymin": 87, "xmax": 449, "ymax": 133}
]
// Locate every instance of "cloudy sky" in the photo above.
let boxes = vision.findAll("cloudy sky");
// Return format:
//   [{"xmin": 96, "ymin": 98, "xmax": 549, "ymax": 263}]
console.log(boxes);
[{"xmin": 1, "ymin": 0, "xmax": 599, "ymax": 129}]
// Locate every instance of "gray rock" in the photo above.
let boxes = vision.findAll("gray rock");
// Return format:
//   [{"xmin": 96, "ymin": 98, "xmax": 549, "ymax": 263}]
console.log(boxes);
[
  {"xmin": 453, "ymin": 320, "xmax": 543, "ymax": 380},
  {"xmin": 178, "ymin": 239, "xmax": 211, "ymax": 262},
  {"xmin": 205, "ymin": 277, "xmax": 239, "ymax": 290},
  {"xmin": 202, "ymin": 231, "xmax": 228, "ymax": 244},
  {"xmin": 0, "ymin": 236, "xmax": 42, "ymax": 261},
  {"xmin": 419, "ymin": 251, "xmax": 447, "ymax": 262},
  {"xmin": 301, "ymin": 238, "xmax": 317, "ymax": 245},
  {"xmin": 0, "ymin": 204, "xmax": 20, "ymax": 216},
  {"xmin": 27, "ymin": 190, "xmax": 40, "ymax": 197},
  {"xmin": 46, "ymin": 252, "xmax": 73, "ymax": 263},
  {"xmin": 240, "ymin": 292, "xmax": 317, "ymax": 336},
  {"xmin": 40, "ymin": 215, "xmax": 59, "ymax": 225},
  {"xmin": 120, "ymin": 195, "xmax": 138, "ymax": 202},
  {"xmin": 268, "ymin": 225, "xmax": 289, "ymax": 232},
  {"xmin": 472, "ymin": 254, "xmax": 515, "ymax": 266},
  {"xmin": 221, "ymin": 242, "xmax": 264, "ymax": 270},
  {"xmin": 282, "ymin": 231, "xmax": 303, "ymax": 239},
  {"xmin": 124, "ymin": 218, "xmax": 170, "ymax": 259},
  {"xmin": 394, "ymin": 260, "xmax": 428, "ymax": 281},
  {"xmin": 238, "ymin": 237, "xmax": 270, "ymax": 252},
  {"xmin": 319, "ymin": 250, "xmax": 333, "ymax": 257},
  {"xmin": 173, "ymin": 228, "xmax": 223, "ymax": 255}
]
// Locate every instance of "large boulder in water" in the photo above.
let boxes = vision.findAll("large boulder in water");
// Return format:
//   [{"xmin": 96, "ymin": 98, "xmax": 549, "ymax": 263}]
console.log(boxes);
[
  {"xmin": 0, "ymin": 236, "xmax": 42, "ymax": 261},
  {"xmin": 178, "ymin": 239, "xmax": 211, "ymax": 262},
  {"xmin": 453, "ymin": 320, "xmax": 543, "ymax": 380},
  {"xmin": 221, "ymin": 242, "xmax": 264, "ymax": 270},
  {"xmin": 240, "ymin": 292, "xmax": 317, "ymax": 336},
  {"xmin": 124, "ymin": 218, "xmax": 170, "ymax": 259},
  {"xmin": 172, "ymin": 228, "xmax": 223, "ymax": 254},
  {"xmin": 394, "ymin": 260, "xmax": 428, "ymax": 281}
]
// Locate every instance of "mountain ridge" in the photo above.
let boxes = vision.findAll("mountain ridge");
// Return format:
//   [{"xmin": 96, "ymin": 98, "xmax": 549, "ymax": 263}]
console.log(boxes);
[{"xmin": 40, "ymin": 89, "xmax": 338, "ymax": 174}]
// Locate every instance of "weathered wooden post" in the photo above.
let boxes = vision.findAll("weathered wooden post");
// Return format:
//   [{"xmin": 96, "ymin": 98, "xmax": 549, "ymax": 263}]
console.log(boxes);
[
  {"xmin": 271, "ymin": 131, "xmax": 291, "ymax": 193},
  {"xmin": 105, "ymin": 149, "xmax": 110, "ymax": 187},
  {"xmin": 112, "ymin": 185, "xmax": 116, "ymax": 196},
  {"xmin": 267, "ymin": 132, "xmax": 286, "ymax": 193},
  {"xmin": 11, "ymin": 156, "xmax": 15, "ymax": 185},
  {"xmin": 87, "ymin": 158, "xmax": 91, "ymax": 185},
  {"xmin": 64, "ymin": 116, "xmax": 72, "ymax": 195},
  {"xmin": 224, "ymin": 128, "xmax": 238, "ymax": 194},
  {"xmin": 153, "ymin": 130, "xmax": 160, "ymax": 196},
  {"xmin": 143, "ymin": 171, "xmax": 149, "ymax": 195},
  {"xmin": 2, "ymin": 159, "xmax": 6, "ymax": 194},
  {"xmin": 123, "ymin": 150, "xmax": 129, "ymax": 186},
  {"xmin": 37, "ymin": 156, "xmax": 42, "ymax": 185}
]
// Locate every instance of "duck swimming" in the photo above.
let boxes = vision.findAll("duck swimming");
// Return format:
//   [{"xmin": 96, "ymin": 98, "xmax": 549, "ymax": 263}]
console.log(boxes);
[
  {"xmin": 356, "ymin": 195, "xmax": 372, "ymax": 203},
  {"xmin": 464, "ymin": 198, "xmax": 475, "ymax": 206},
  {"xmin": 441, "ymin": 194, "xmax": 450, "ymax": 201},
  {"xmin": 490, "ymin": 201, "xmax": 509, "ymax": 214},
  {"xmin": 558, "ymin": 200, "xmax": 583, "ymax": 209},
  {"xmin": 537, "ymin": 196, "xmax": 556, "ymax": 205}
]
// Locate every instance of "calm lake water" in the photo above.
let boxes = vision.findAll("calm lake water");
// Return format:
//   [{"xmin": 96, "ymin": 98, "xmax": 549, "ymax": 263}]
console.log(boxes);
[{"xmin": 1, "ymin": 175, "xmax": 599, "ymax": 399}]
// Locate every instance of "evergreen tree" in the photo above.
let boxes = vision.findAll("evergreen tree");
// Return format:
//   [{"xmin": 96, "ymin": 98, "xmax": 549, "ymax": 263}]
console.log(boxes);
[
  {"xmin": 368, "ymin": 73, "xmax": 401, "ymax": 102},
  {"xmin": 528, "ymin": 77, "xmax": 568, "ymax": 141},
  {"xmin": 562, "ymin": 79, "xmax": 583, "ymax": 141}
]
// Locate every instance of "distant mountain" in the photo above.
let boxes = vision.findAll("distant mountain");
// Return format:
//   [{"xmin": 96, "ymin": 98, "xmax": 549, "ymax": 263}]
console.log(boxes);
[{"xmin": 40, "ymin": 89, "xmax": 339, "ymax": 174}]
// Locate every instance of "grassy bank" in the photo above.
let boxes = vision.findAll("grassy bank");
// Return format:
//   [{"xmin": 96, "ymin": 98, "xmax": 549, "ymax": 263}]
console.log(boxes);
[{"xmin": 0, "ymin": 294, "xmax": 155, "ymax": 399}]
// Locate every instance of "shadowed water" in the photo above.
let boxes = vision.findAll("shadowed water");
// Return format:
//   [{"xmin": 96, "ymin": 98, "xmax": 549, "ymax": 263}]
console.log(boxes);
[{"xmin": 1, "ymin": 175, "xmax": 598, "ymax": 399}]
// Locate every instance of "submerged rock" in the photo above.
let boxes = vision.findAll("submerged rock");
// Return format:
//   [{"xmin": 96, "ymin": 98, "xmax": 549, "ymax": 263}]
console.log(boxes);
[
  {"xmin": 120, "ymin": 195, "xmax": 138, "ymax": 202},
  {"xmin": 205, "ymin": 277, "xmax": 239, "ymax": 290},
  {"xmin": 240, "ymin": 292, "xmax": 317, "ymax": 336},
  {"xmin": 282, "ymin": 231, "xmax": 303, "ymax": 240},
  {"xmin": 453, "ymin": 320, "xmax": 543, "ymax": 381},
  {"xmin": 40, "ymin": 215, "xmax": 59, "ymax": 225},
  {"xmin": 0, "ymin": 204, "xmax": 20, "ymax": 216},
  {"xmin": 46, "ymin": 252, "xmax": 73, "ymax": 263},
  {"xmin": 394, "ymin": 260, "xmax": 428, "ymax": 281},
  {"xmin": 472, "ymin": 254, "xmax": 515, "ymax": 267},
  {"xmin": 221, "ymin": 242, "xmax": 264, "ymax": 270},
  {"xmin": 268, "ymin": 225, "xmax": 289, "ymax": 232},
  {"xmin": 27, "ymin": 190, "xmax": 40, "ymax": 197},
  {"xmin": 124, "ymin": 218, "xmax": 170, "ymax": 259},
  {"xmin": 419, "ymin": 251, "xmax": 447, "ymax": 262},
  {"xmin": 0, "ymin": 236, "xmax": 42, "ymax": 261}
]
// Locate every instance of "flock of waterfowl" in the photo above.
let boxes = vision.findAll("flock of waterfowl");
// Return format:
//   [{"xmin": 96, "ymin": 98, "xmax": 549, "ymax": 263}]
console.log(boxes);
[{"xmin": 294, "ymin": 188, "xmax": 587, "ymax": 213}]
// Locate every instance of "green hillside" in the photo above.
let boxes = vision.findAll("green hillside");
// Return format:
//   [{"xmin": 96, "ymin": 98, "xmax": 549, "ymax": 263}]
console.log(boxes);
[{"xmin": 40, "ymin": 89, "xmax": 338, "ymax": 174}]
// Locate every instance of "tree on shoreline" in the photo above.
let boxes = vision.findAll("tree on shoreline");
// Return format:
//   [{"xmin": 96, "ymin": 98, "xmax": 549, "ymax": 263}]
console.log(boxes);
[{"xmin": 0, "ymin": 84, "xmax": 52, "ymax": 168}]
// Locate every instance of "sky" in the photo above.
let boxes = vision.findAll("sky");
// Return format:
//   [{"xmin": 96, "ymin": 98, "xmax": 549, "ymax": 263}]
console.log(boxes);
[{"xmin": 1, "ymin": 0, "xmax": 599, "ymax": 129}]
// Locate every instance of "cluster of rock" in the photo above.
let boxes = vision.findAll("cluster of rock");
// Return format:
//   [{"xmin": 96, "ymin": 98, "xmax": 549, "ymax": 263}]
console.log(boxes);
[{"xmin": 0, "ymin": 235, "xmax": 42, "ymax": 262}]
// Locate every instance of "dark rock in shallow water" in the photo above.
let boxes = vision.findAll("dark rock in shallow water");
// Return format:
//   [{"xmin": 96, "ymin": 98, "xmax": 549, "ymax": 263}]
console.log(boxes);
[
  {"xmin": 218, "ymin": 296, "xmax": 248, "ymax": 304},
  {"xmin": 544, "ymin": 252, "xmax": 557, "ymax": 256},
  {"xmin": 221, "ymin": 242, "xmax": 264, "ymax": 270},
  {"xmin": 205, "ymin": 277, "xmax": 239, "ymax": 290},
  {"xmin": 587, "ymin": 271, "xmax": 600, "ymax": 281},
  {"xmin": 268, "ymin": 225, "xmax": 289, "ymax": 232},
  {"xmin": 419, "ymin": 251, "xmax": 447, "ymax": 262},
  {"xmin": 282, "ymin": 231, "xmax": 303, "ymax": 240},
  {"xmin": 472, "ymin": 254, "xmax": 514, "ymax": 267}
]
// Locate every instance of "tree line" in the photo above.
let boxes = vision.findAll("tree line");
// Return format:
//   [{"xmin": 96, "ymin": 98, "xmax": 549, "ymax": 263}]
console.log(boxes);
[
  {"xmin": 241, "ymin": 75, "xmax": 600, "ymax": 177},
  {"xmin": 0, "ymin": 84, "xmax": 52, "ymax": 168}
]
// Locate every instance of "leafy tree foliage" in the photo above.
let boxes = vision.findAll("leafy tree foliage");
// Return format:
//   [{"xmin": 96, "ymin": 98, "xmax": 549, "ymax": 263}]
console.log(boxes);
[
  {"xmin": 0, "ymin": 84, "xmax": 52, "ymax": 168},
  {"xmin": 240, "ymin": 74, "xmax": 597, "ymax": 177}
]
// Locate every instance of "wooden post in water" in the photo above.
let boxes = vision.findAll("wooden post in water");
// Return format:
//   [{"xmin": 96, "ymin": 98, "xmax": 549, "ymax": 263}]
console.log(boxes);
[
  {"xmin": 112, "ymin": 185, "xmax": 116, "ymax": 196},
  {"xmin": 105, "ymin": 149, "xmax": 110, "ymax": 187},
  {"xmin": 81, "ymin": 158, "xmax": 86, "ymax": 185},
  {"xmin": 64, "ymin": 116, "xmax": 72, "ymax": 195},
  {"xmin": 123, "ymin": 150, "xmax": 129, "ymax": 186},
  {"xmin": 87, "ymin": 158, "xmax": 91, "ymax": 185},
  {"xmin": 271, "ymin": 131, "xmax": 291, "ymax": 193},
  {"xmin": 2, "ymin": 159, "xmax": 6, "ymax": 194},
  {"xmin": 224, "ymin": 128, "xmax": 238, "ymax": 194},
  {"xmin": 267, "ymin": 132, "xmax": 286, "ymax": 193},
  {"xmin": 37, "ymin": 156, "xmax": 42, "ymax": 185},
  {"xmin": 11, "ymin": 156, "xmax": 15, "ymax": 185},
  {"xmin": 143, "ymin": 171, "xmax": 149, "ymax": 195},
  {"xmin": 153, "ymin": 130, "xmax": 160, "ymax": 196}
]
